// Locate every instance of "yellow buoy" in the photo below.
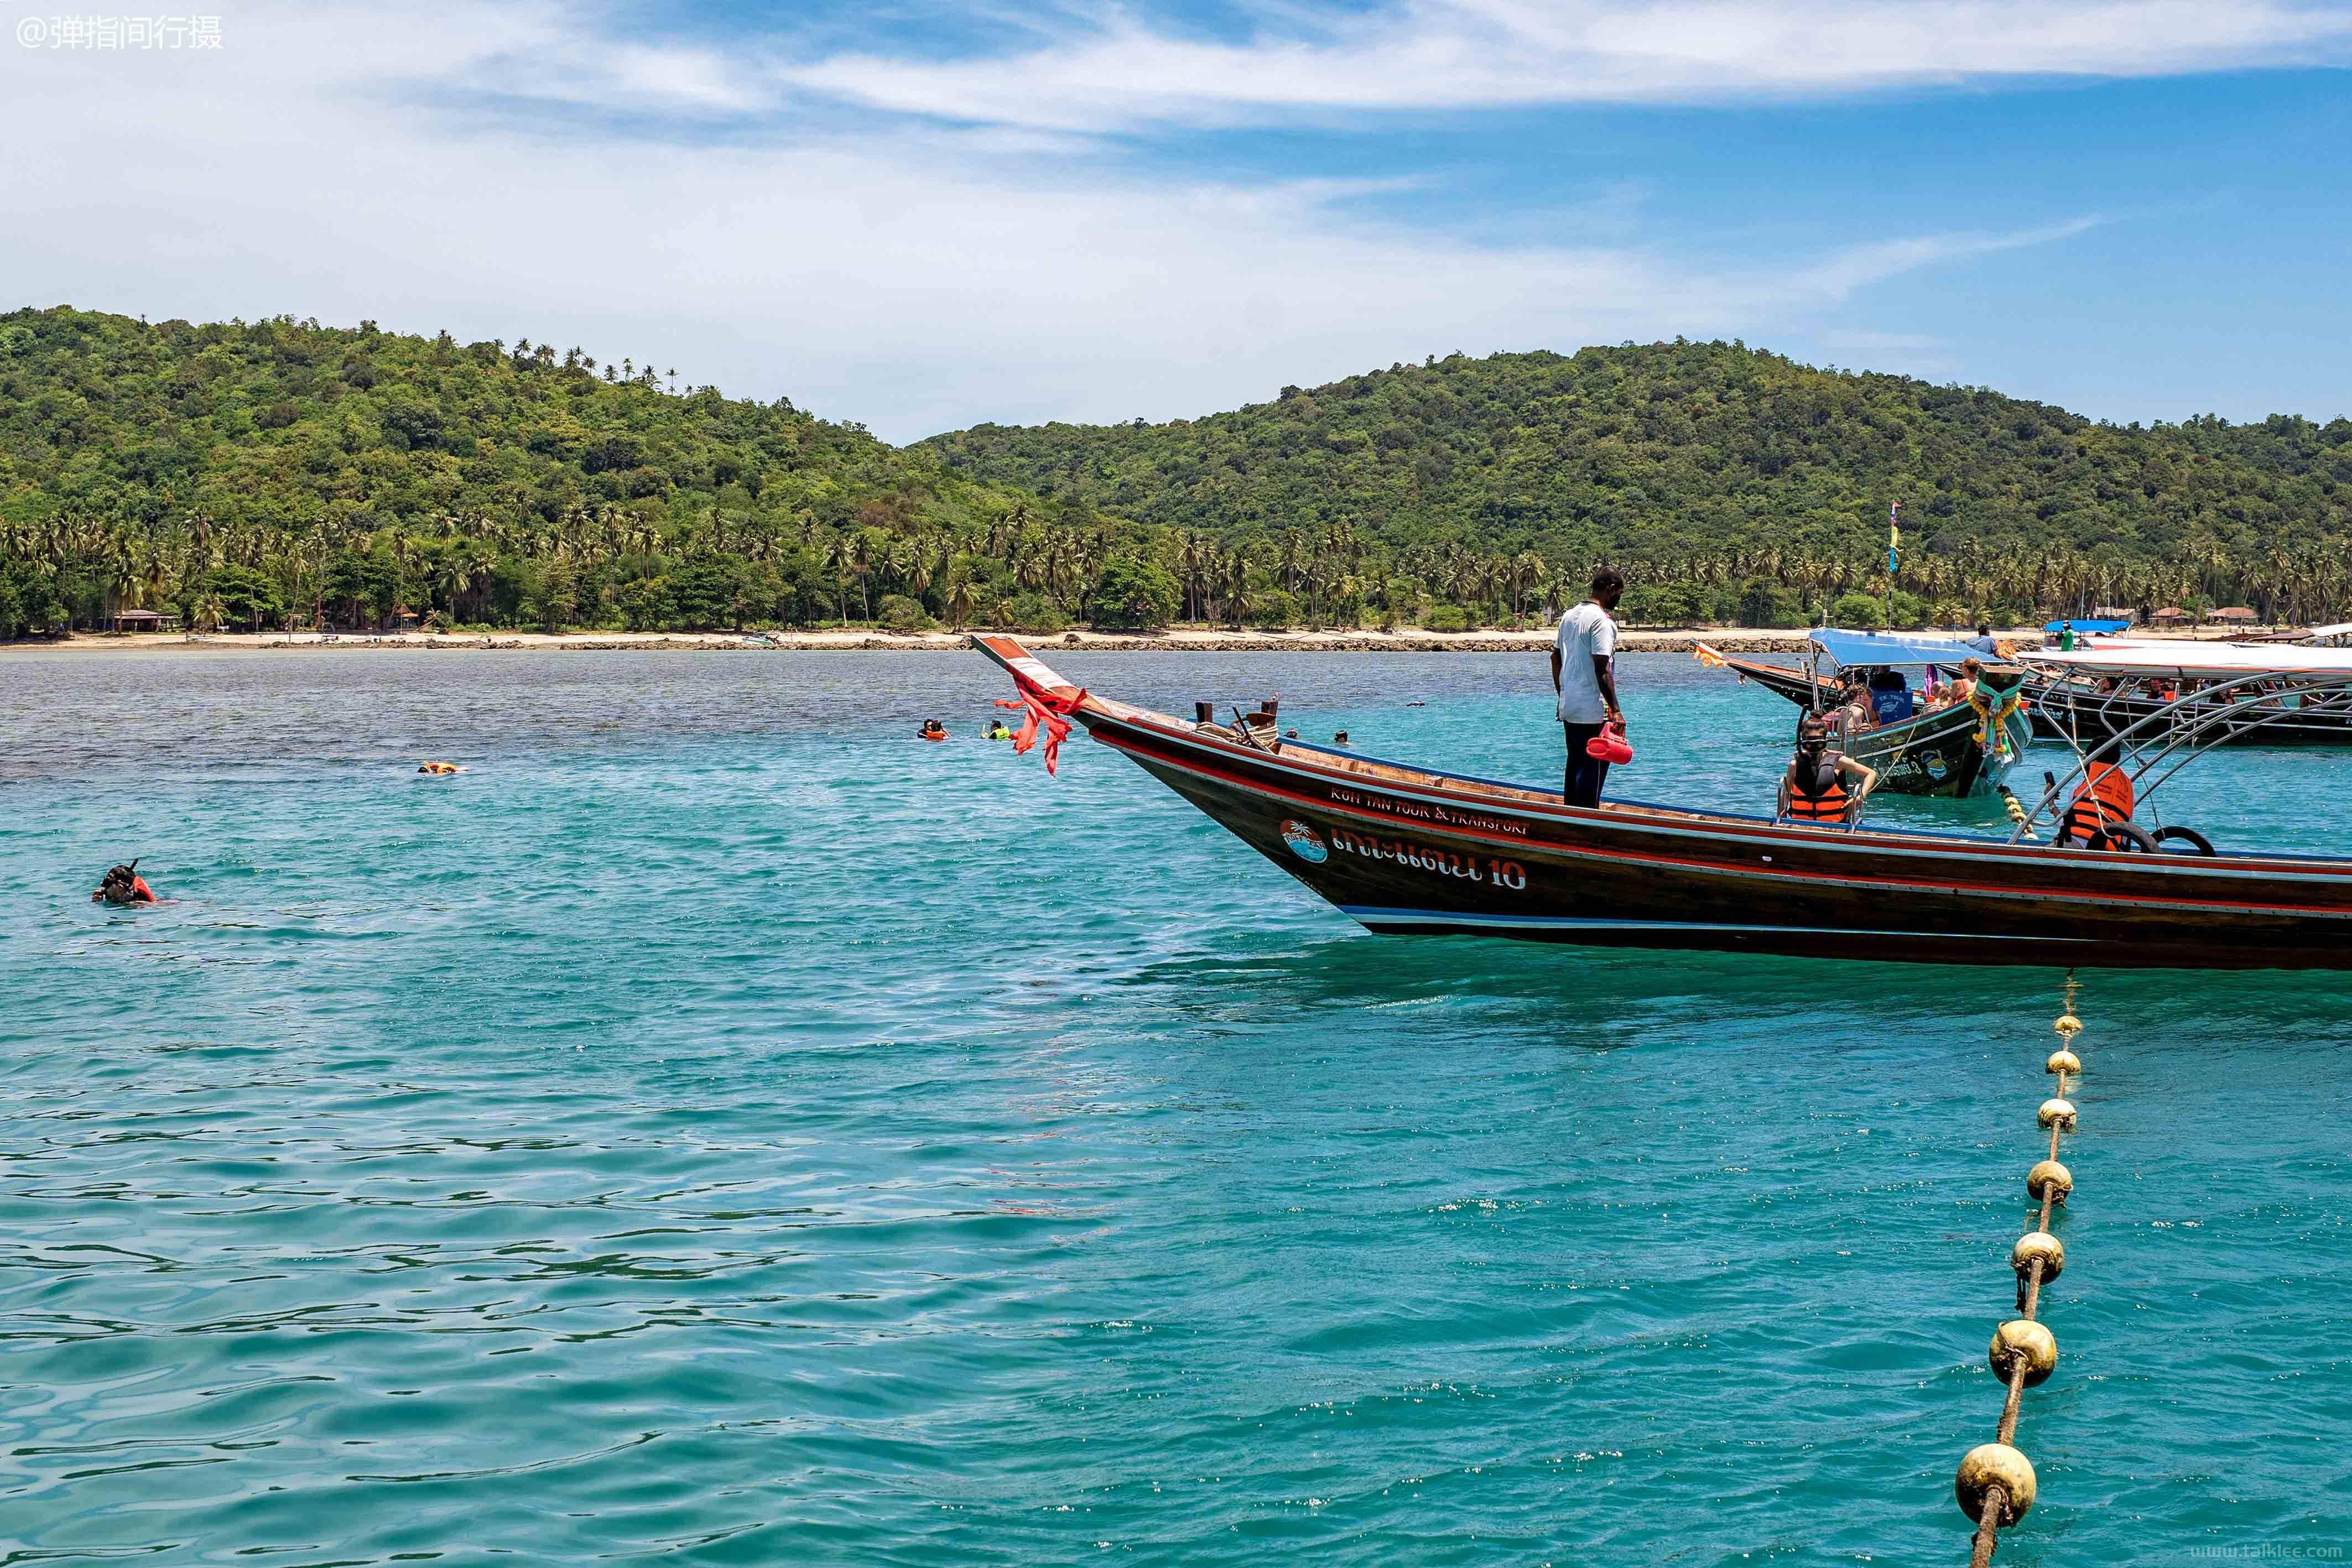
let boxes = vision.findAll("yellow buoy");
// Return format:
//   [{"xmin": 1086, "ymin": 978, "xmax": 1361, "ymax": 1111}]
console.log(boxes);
[
  {"xmin": 2011, "ymin": 1231, "xmax": 2065, "ymax": 1283},
  {"xmin": 2026, "ymin": 1159, "xmax": 2074, "ymax": 1203},
  {"xmin": 1989, "ymin": 1320, "xmax": 2059, "ymax": 1388},
  {"xmin": 2046, "ymin": 1049, "xmax": 2081, "ymax": 1076},
  {"xmin": 2037, "ymin": 1097, "xmax": 2078, "ymax": 1131},
  {"xmin": 1955, "ymin": 1442, "xmax": 2037, "ymax": 1525}
]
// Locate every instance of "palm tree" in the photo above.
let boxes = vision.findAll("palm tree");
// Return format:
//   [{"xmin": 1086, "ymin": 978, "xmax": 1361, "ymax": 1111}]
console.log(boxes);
[{"xmin": 944, "ymin": 576, "xmax": 977, "ymax": 630}]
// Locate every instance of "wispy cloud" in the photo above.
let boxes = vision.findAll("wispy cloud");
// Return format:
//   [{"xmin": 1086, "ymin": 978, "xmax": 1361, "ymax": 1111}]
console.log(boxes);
[
  {"xmin": 778, "ymin": 1, "xmax": 2352, "ymax": 132},
  {"xmin": 1789, "ymin": 216, "xmax": 2105, "ymax": 299},
  {"xmin": 0, "ymin": 1, "xmax": 2242, "ymax": 437},
  {"xmin": 254, "ymin": 1, "xmax": 2352, "ymax": 133}
]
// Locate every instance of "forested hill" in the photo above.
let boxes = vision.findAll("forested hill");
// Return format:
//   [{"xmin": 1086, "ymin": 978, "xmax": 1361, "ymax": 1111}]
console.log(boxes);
[
  {"xmin": 7, "ymin": 310, "xmax": 2352, "ymax": 638},
  {"xmin": 1, "ymin": 306, "xmax": 941, "ymax": 530},
  {"xmin": 925, "ymin": 343, "xmax": 2352, "ymax": 622},
  {"xmin": 0, "ymin": 306, "xmax": 1081, "ymax": 636}
]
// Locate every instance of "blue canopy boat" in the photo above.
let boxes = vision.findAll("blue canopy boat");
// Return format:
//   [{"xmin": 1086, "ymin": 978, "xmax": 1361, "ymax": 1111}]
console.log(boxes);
[{"xmin": 1700, "ymin": 629, "xmax": 2033, "ymax": 799}]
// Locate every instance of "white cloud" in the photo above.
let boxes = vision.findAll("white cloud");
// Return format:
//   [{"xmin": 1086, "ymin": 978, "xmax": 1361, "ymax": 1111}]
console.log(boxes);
[
  {"xmin": 782, "ymin": 0, "xmax": 2352, "ymax": 131},
  {"xmin": 1788, "ymin": 217, "xmax": 2104, "ymax": 299},
  {"xmin": 0, "ymin": 1, "xmax": 2168, "ymax": 439}
]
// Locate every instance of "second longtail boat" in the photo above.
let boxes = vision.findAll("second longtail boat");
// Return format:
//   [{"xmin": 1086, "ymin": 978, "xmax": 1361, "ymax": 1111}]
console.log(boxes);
[{"xmin": 1700, "ymin": 629, "xmax": 2031, "ymax": 798}]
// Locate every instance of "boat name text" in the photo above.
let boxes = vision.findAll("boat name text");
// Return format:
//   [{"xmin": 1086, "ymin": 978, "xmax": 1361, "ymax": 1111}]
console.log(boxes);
[
  {"xmin": 1325, "ymin": 826, "xmax": 1527, "ymax": 889},
  {"xmin": 1326, "ymin": 785, "xmax": 1529, "ymax": 837}
]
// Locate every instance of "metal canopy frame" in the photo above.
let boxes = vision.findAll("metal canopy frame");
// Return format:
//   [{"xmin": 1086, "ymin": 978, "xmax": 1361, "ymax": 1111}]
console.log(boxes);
[{"xmin": 2008, "ymin": 665, "xmax": 2352, "ymax": 844}]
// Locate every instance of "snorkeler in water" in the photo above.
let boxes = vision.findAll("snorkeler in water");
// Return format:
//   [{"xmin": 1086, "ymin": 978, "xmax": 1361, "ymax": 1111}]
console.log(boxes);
[{"xmin": 91, "ymin": 860, "xmax": 157, "ymax": 905}]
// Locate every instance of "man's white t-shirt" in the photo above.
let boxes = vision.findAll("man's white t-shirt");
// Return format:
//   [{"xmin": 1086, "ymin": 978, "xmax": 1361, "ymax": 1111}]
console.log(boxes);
[{"xmin": 1554, "ymin": 601, "xmax": 1619, "ymax": 725}]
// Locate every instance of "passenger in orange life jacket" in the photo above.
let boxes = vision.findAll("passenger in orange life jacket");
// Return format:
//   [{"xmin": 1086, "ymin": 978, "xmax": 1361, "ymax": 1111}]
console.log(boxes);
[
  {"xmin": 1779, "ymin": 716, "xmax": 1879, "ymax": 824},
  {"xmin": 2058, "ymin": 759, "xmax": 2136, "ymax": 845}
]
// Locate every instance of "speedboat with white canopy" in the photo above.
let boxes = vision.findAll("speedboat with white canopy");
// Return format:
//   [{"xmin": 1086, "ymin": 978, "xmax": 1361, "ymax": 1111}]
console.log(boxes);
[
  {"xmin": 2004, "ymin": 642, "xmax": 2352, "ymax": 855},
  {"xmin": 2023, "ymin": 639, "xmax": 2352, "ymax": 747}
]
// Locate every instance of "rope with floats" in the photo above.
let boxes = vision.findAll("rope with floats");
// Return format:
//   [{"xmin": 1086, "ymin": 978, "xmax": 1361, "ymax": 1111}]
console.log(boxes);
[
  {"xmin": 1995, "ymin": 785, "xmax": 2039, "ymax": 842},
  {"xmin": 1956, "ymin": 975, "xmax": 2085, "ymax": 1566}
]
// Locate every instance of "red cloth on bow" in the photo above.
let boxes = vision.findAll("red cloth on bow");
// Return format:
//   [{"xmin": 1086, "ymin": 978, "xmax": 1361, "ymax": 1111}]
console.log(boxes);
[{"xmin": 996, "ymin": 684, "xmax": 1087, "ymax": 775}]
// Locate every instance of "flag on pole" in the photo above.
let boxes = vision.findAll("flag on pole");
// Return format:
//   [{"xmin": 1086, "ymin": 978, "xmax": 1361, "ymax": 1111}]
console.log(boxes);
[{"xmin": 1887, "ymin": 499, "xmax": 1901, "ymax": 575}]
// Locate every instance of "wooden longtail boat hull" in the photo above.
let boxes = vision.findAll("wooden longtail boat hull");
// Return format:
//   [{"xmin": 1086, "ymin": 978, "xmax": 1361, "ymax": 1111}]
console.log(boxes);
[
  {"xmin": 1716, "ymin": 655, "xmax": 2029, "ymax": 799},
  {"xmin": 1719, "ymin": 657, "xmax": 1827, "ymax": 706},
  {"xmin": 977, "ymin": 636, "xmax": 2352, "ymax": 970},
  {"xmin": 2022, "ymin": 674, "xmax": 2352, "ymax": 746}
]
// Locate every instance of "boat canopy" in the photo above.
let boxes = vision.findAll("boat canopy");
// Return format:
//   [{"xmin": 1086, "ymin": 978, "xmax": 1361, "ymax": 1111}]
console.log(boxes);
[
  {"xmin": 2298, "ymin": 622, "xmax": 2352, "ymax": 646},
  {"xmin": 2028, "ymin": 643, "xmax": 2352, "ymax": 681},
  {"xmin": 2046, "ymin": 618, "xmax": 2131, "ymax": 634},
  {"xmin": 1809, "ymin": 628, "xmax": 1989, "ymax": 669}
]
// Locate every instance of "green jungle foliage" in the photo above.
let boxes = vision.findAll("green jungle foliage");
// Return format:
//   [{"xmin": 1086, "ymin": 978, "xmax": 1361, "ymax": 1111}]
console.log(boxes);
[
  {"xmin": 0, "ymin": 306, "xmax": 1126, "ymax": 637},
  {"xmin": 6, "ymin": 309, "xmax": 2350, "ymax": 637},
  {"xmin": 927, "ymin": 341, "xmax": 2352, "ymax": 628}
]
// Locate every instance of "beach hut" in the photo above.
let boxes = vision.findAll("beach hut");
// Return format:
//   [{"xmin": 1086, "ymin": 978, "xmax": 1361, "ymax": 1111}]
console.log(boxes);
[
  {"xmin": 2212, "ymin": 606, "xmax": 2259, "ymax": 626},
  {"xmin": 108, "ymin": 608, "xmax": 180, "ymax": 632},
  {"xmin": 2150, "ymin": 607, "xmax": 2190, "ymax": 626}
]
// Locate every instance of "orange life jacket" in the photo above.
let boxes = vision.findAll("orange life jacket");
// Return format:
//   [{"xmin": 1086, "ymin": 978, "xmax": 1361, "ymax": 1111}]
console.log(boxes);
[
  {"xmin": 2060, "ymin": 762, "xmax": 2135, "ymax": 843},
  {"xmin": 1786, "ymin": 754, "xmax": 1850, "ymax": 821}
]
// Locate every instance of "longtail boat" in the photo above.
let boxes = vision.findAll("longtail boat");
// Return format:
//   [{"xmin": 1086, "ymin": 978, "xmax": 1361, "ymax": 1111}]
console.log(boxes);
[
  {"xmin": 977, "ymin": 634, "xmax": 2352, "ymax": 970},
  {"xmin": 1701, "ymin": 629, "xmax": 2032, "ymax": 798}
]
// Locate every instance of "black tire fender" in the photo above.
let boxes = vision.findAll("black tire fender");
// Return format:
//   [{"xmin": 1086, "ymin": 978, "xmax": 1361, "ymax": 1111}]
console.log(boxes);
[
  {"xmin": 2061, "ymin": 816, "xmax": 2159, "ymax": 853},
  {"xmin": 2086, "ymin": 819, "xmax": 2159, "ymax": 853},
  {"xmin": 2154, "ymin": 824, "xmax": 2218, "ymax": 856}
]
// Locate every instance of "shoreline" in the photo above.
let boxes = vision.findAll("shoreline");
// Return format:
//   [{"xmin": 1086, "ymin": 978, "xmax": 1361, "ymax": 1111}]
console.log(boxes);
[{"xmin": 0, "ymin": 626, "xmax": 2084, "ymax": 656}]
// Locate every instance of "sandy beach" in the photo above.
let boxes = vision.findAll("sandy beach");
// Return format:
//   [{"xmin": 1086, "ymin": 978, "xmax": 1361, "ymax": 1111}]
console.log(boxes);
[{"xmin": 1, "ymin": 624, "xmax": 2078, "ymax": 656}]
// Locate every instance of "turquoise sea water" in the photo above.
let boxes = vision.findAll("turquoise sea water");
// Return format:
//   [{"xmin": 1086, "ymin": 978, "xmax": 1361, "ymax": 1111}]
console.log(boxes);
[{"xmin": 4, "ymin": 649, "xmax": 2349, "ymax": 1566}]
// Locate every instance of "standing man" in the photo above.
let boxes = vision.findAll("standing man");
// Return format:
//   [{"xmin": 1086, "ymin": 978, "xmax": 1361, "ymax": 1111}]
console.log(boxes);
[{"xmin": 1553, "ymin": 567, "xmax": 1626, "ymax": 808}]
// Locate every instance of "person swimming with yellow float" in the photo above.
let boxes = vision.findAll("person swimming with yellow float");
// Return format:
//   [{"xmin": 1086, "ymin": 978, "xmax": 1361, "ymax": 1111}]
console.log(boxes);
[
  {"xmin": 984, "ymin": 719, "xmax": 1013, "ymax": 741},
  {"xmin": 417, "ymin": 760, "xmax": 467, "ymax": 774}
]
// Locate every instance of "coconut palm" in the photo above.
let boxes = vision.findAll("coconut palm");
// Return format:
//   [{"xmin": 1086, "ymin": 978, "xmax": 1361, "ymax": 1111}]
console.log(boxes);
[{"xmin": 943, "ymin": 576, "xmax": 977, "ymax": 630}]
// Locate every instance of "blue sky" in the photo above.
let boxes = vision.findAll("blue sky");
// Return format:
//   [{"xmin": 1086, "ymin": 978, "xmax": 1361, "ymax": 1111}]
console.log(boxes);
[{"xmin": 2, "ymin": 0, "xmax": 2347, "ymax": 440}]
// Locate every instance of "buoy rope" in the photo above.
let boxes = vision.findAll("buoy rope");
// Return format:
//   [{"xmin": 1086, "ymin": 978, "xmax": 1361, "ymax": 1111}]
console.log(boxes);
[{"xmin": 1959, "ymin": 973, "xmax": 2084, "ymax": 1567}]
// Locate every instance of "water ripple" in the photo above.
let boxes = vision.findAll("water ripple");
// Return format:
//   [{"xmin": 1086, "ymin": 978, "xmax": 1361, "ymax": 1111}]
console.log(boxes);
[{"xmin": 1, "ymin": 652, "xmax": 2348, "ymax": 1562}]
